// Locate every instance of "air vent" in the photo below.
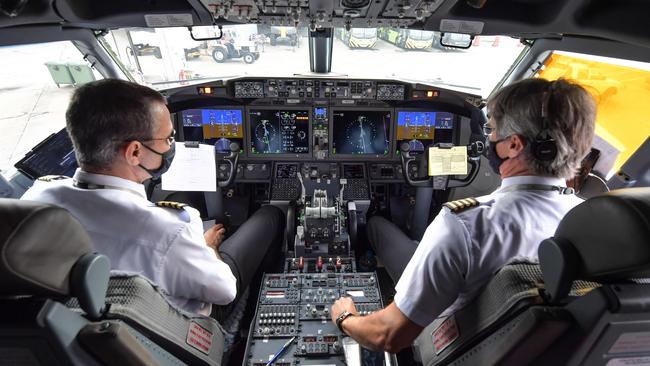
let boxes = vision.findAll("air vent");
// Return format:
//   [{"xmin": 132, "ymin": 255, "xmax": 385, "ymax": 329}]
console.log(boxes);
[{"xmin": 341, "ymin": 0, "xmax": 370, "ymax": 9}]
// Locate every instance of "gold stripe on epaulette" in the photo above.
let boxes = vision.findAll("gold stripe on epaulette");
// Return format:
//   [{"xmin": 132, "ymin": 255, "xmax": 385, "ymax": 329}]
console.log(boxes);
[
  {"xmin": 155, "ymin": 201, "xmax": 188, "ymax": 210},
  {"xmin": 37, "ymin": 175, "xmax": 69, "ymax": 182},
  {"xmin": 443, "ymin": 197, "xmax": 479, "ymax": 213}
]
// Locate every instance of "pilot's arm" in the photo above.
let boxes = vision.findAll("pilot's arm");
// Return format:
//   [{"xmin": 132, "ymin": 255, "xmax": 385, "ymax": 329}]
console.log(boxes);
[
  {"xmin": 159, "ymin": 211, "xmax": 237, "ymax": 306},
  {"xmin": 331, "ymin": 209, "xmax": 470, "ymax": 352}
]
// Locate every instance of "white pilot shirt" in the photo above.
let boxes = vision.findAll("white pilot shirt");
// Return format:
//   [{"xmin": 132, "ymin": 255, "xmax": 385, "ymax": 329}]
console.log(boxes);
[
  {"xmin": 394, "ymin": 175, "xmax": 584, "ymax": 327},
  {"xmin": 21, "ymin": 169, "xmax": 237, "ymax": 315}
]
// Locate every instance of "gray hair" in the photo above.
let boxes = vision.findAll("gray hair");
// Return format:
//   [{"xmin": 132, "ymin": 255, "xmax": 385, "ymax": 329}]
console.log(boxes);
[
  {"xmin": 65, "ymin": 79, "xmax": 166, "ymax": 169},
  {"xmin": 487, "ymin": 78, "xmax": 596, "ymax": 179}
]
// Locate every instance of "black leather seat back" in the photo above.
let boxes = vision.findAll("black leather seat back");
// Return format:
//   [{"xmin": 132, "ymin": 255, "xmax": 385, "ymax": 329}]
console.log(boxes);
[
  {"xmin": 413, "ymin": 260, "xmax": 598, "ymax": 366},
  {"xmin": 0, "ymin": 198, "xmax": 94, "ymax": 297}
]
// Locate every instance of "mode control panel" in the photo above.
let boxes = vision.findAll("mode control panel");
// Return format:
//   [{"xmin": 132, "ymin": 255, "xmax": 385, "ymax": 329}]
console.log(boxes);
[
  {"xmin": 232, "ymin": 79, "xmax": 406, "ymax": 101},
  {"xmin": 234, "ymin": 81, "xmax": 264, "ymax": 98}
]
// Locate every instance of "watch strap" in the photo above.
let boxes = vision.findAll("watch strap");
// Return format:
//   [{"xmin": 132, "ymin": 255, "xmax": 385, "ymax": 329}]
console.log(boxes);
[{"xmin": 336, "ymin": 311, "xmax": 355, "ymax": 334}]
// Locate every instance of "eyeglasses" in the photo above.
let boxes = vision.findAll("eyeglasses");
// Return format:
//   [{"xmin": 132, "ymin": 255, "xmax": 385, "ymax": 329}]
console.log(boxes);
[
  {"xmin": 482, "ymin": 123, "xmax": 495, "ymax": 136},
  {"xmin": 143, "ymin": 130, "xmax": 176, "ymax": 145}
]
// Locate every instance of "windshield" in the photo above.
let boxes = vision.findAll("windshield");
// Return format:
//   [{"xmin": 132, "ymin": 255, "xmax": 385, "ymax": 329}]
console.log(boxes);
[
  {"xmin": 100, "ymin": 25, "xmax": 526, "ymax": 97},
  {"xmin": 0, "ymin": 41, "xmax": 103, "ymax": 175}
]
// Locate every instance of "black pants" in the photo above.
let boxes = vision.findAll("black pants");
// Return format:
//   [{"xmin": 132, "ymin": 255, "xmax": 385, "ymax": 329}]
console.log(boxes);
[
  {"xmin": 366, "ymin": 216, "xmax": 419, "ymax": 284},
  {"xmin": 212, "ymin": 205, "xmax": 285, "ymax": 321}
]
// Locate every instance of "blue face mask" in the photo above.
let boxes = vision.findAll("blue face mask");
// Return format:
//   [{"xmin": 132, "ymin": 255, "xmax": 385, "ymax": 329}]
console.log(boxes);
[
  {"xmin": 139, "ymin": 143, "xmax": 176, "ymax": 180},
  {"xmin": 486, "ymin": 137, "xmax": 509, "ymax": 175}
]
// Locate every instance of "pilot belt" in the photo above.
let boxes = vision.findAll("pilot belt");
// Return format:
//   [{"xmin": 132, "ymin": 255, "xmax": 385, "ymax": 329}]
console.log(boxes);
[{"xmin": 498, "ymin": 184, "xmax": 575, "ymax": 195}]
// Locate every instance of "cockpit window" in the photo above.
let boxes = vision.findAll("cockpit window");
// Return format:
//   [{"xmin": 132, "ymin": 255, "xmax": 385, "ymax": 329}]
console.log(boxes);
[
  {"xmin": 536, "ymin": 51, "xmax": 650, "ymax": 172},
  {"xmin": 0, "ymin": 41, "xmax": 103, "ymax": 175},
  {"xmin": 99, "ymin": 25, "xmax": 526, "ymax": 97}
]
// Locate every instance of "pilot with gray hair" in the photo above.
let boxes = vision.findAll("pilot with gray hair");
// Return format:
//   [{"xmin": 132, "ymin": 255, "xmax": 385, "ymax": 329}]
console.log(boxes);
[
  {"xmin": 330, "ymin": 78, "xmax": 597, "ymax": 352},
  {"xmin": 21, "ymin": 79, "xmax": 284, "ymax": 320}
]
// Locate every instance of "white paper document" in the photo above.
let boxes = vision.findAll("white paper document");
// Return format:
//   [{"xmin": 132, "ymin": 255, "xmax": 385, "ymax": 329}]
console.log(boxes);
[
  {"xmin": 428, "ymin": 146, "xmax": 468, "ymax": 176},
  {"xmin": 162, "ymin": 142, "xmax": 217, "ymax": 192}
]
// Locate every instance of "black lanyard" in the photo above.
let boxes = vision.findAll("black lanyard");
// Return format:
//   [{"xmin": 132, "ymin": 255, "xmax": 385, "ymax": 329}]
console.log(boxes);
[
  {"xmin": 73, "ymin": 179, "xmax": 144, "ymax": 198},
  {"xmin": 498, "ymin": 183, "xmax": 575, "ymax": 195}
]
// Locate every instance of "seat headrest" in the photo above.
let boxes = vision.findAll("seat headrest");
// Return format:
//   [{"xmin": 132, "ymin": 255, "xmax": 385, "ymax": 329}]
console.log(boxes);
[
  {"xmin": 0, "ymin": 199, "xmax": 94, "ymax": 296},
  {"xmin": 553, "ymin": 188, "xmax": 650, "ymax": 281}
]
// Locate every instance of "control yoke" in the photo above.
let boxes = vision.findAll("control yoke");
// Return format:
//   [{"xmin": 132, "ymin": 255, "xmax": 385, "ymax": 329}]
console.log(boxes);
[
  {"xmin": 400, "ymin": 141, "xmax": 484, "ymax": 189},
  {"xmin": 218, "ymin": 142, "xmax": 240, "ymax": 188},
  {"xmin": 214, "ymin": 142, "xmax": 239, "ymax": 224}
]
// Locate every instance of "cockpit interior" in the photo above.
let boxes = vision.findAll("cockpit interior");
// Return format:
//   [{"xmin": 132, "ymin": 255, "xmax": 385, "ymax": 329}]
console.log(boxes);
[{"xmin": 1, "ymin": 0, "xmax": 650, "ymax": 365}]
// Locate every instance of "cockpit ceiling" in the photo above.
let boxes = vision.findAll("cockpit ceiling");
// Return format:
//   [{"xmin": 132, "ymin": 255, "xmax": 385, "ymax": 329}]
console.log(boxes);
[{"xmin": 1, "ymin": 0, "xmax": 650, "ymax": 47}]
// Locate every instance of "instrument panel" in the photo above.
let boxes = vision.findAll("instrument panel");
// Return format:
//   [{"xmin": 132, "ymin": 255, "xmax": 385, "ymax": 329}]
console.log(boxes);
[{"xmin": 175, "ymin": 78, "xmax": 467, "ymax": 162}]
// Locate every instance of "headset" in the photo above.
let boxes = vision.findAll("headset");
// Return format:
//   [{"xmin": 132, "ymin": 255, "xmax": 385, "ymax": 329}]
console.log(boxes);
[{"xmin": 531, "ymin": 87, "xmax": 558, "ymax": 161}]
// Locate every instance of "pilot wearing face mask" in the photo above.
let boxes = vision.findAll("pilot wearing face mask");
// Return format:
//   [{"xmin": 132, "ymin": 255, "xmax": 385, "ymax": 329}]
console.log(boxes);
[
  {"xmin": 331, "ymin": 78, "xmax": 597, "ymax": 353},
  {"xmin": 22, "ymin": 79, "xmax": 284, "ymax": 321}
]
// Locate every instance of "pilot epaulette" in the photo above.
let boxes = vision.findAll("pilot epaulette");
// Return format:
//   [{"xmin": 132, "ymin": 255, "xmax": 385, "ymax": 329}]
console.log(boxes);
[
  {"xmin": 37, "ymin": 175, "xmax": 69, "ymax": 182},
  {"xmin": 155, "ymin": 201, "xmax": 189, "ymax": 210},
  {"xmin": 444, "ymin": 198, "xmax": 479, "ymax": 213}
]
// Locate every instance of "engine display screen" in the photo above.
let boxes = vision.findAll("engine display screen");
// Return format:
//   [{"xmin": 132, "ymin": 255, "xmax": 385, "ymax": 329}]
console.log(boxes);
[
  {"xmin": 331, "ymin": 110, "xmax": 391, "ymax": 156},
  {"xmin": 249, "ymin": 109, "xmax": 310, "ymax": 154}
]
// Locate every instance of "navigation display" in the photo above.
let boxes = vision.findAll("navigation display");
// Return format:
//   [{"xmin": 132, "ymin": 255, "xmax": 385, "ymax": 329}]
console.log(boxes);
[
  {"xmin": 14, "ymin": 128, "xmax": 77, "ymax": 179},
  {"xmin": 396, "ymin": 111, "xmax": 454, "ymax": 139},
  {"xmin": 180, "ymin": 108, "xmax": 243, "ymax": 153},
  {"xmin": 332, "ymin": 110, "xmax": 391, "ymax": 156},
  {"xmin": 249, "ymin": 109, "xmax": 310, "ymax": 154}
]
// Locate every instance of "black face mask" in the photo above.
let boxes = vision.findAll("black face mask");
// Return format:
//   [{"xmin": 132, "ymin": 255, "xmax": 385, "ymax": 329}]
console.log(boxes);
[
  {"xmin": 139, "ymin": 142, "xmax": 176, "ymax": 180},
  {"xmin": 486, "ymin": 138, "xmax": 509, "ymax": 175}
]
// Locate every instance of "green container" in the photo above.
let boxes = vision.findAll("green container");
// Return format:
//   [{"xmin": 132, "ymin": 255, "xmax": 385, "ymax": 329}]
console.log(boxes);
[
  {"xmin": 67, "ymin": 63, "xmax": 96, "ymax": 85},
  {"xmin": 44, "ymin": 62, "xmax": 74, "ymax": 87}
]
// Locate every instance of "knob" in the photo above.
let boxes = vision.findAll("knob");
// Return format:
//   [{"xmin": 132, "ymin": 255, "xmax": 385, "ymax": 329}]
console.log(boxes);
[
  {"xmin": 400, "ymin": 142, "xmax": 411, "ymax": 153},
  {"xmin": 229, "ymin": 142, "xmax": 240, "ymax": 152}
]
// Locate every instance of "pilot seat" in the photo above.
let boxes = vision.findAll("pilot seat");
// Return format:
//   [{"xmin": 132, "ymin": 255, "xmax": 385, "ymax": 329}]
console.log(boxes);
[
  {"xmin": 413, "ymin": 188, "xmax": 650, "ymax": 366},
  {"xmin": 0, "ymin": 199, "xmax": 226, "ymax": 366}
]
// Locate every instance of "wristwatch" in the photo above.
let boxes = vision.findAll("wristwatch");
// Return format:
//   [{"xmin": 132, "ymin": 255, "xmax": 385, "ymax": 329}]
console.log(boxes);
[{"xmin": 335, "ymin": 310, "xmax": 356, "ymax": 334}]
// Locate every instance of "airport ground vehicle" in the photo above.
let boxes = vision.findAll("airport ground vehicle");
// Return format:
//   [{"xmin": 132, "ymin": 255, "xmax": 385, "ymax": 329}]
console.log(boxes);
[
  {"xmin": 1, "ymin": 1, "xmax": 650, "ymax": 365},
  {"xmin": 378, "ymin": 27, "xmax": 434, "ymax": 49},
  {"xmin": 211, "ymin": 40, "xmax": 259, "ymax": 63},
  {"xmin": 260, "ymin": 26, "xmax": 299, "ymax": 46},
  {"xmin": 336, "ymin": 28, "xmax": 378, "ymax": 48}
]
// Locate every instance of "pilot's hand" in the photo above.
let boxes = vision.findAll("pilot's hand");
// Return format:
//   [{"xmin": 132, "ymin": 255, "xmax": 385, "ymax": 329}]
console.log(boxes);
[
  {"xmin": 204, "ymin": 223, "xmax": 226, "ymax": 251},
  {"xmin": 331, "ymin": 296, "xmax": 359, "ymax": 325}
]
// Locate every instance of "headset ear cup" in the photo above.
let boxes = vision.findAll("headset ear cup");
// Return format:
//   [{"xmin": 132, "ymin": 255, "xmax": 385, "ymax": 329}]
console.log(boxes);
[{"xmin": 533, "ymin": 133, "xmax": 558, "ymax": 161}]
